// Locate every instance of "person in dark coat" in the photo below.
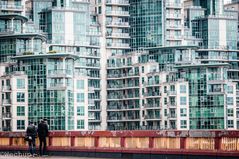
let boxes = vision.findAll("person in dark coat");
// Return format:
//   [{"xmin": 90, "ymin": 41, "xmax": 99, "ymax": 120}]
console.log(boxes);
[
  {"xmin": 37, "ymin": 119, "xmax": 49, "ymax": 156},
  {"xmin": 26, "ymin": 121, "xmax": 37, "ymax": 156}
]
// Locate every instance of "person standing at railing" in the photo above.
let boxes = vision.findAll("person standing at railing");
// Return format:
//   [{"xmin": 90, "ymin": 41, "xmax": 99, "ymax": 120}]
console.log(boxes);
[
  {"xmin": 37, "ymin": 119, "xmax": 49, "ymax": 156},
  {"xmin": 26, "ymin": 121, "xmax": 37, "ymax": 157}
]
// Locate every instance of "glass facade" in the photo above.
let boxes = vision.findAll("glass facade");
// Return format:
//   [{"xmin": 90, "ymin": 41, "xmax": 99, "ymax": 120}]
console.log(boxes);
[{"xmin": 129, "ymin": 0, "xmax": 163, "ymax": 48}]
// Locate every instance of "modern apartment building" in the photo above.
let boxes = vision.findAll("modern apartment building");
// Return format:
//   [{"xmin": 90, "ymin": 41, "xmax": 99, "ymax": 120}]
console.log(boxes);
[{"xmin": 1, "ymin": 0, "xmax": 239, "ymax": 131}]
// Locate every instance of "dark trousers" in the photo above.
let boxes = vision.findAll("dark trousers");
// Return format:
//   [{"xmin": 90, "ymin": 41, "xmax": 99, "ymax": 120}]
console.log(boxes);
[
  {"xmin": 39, "ymin": 136, "xmax": 47, "ymax": 156},
  {"xmin": 28, "ymin": 137, "xmax": 36, "ymax": 155}
]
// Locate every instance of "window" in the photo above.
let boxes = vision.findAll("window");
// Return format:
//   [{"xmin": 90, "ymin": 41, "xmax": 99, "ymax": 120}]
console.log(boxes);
[
  {"xmin": 228, "ymin": 120, "xmax": 234, "ymax": 128},
  {"xmin": 17, "ymin": 93, "xmax": 25, "ymax": 102},
  {"xmin": 180, "ymin": 120, "xmax": 187, "ymax": 129},
  {"xmin": 227, "ymin": 86, "xmax": 233, "ymax": 94},
  {"xmin": 17, "ymin": 106, "xmax": 25, "ymax": 116},
  {"xmin": 77, "ymin": 120, "xmax": 85, "ymax": 129},
  {"xmin": 17, "ymin": 120, "xmax": 25, "ymax": 130},
  {"xmin": 142, "ymin": 66, "xmax": 144, "ymax": 73},
  {"xmin": 227, "ymin": 109, "xmax": 234, "ymax": 117},
  {"xmin": 164, "ymin": 86, "xmax": 167, "ymax": 93},
  {"xmin": 77, "ymin": 106, "xmax": 85, "ymax": 116},
  {"xmin": 227, "ymin": 97, "xmax": 234, "ymax": 105},
  {"xmin": 164, "ymin": 98, "xmax": 167, "ymax": 105},
  {"xmin": 180, "ymin": 97, "xmax": 187, "ymax": 105},
  {"xmin": 77, "ymin": 93, "xmax": 84, "ymax": 103},
  {"xmin": 17, "ymin": 79, "xmax": 25, "ymax": 89},
  {"xmin": 180, "ymin": 85, "xmax": 186, "ymax": 93},
  {"xmin": 77, "ymin": 80, "xmax": 84, "ymax": 89},
  {"xmin": 180, "ymin": 108, "xmax": 187, "ymax": 117},
  {"xmin": 164, "ymin": 109, "xmax": 167, "ymax": 116}
]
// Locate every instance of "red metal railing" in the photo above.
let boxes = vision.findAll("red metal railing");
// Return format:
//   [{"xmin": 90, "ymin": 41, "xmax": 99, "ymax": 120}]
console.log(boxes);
[{"xmin": 0, "ymin": 130, "xmax": 239, "ymax": 157}]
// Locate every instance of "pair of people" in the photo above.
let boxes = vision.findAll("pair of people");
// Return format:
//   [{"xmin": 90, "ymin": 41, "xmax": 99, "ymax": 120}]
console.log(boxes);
[{"xmin": 26, "ymin": 119, "xmax": 49, "ymax": 156}]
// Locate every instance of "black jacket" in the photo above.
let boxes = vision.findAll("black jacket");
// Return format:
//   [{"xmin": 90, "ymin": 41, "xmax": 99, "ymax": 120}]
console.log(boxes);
[
  {"xmin": 26, "ymin": 125, "xmax": 37, "ymax": 138},
  {"xmin": 37, "ymin": 122, "xmax": 49, "ymax": 138}
]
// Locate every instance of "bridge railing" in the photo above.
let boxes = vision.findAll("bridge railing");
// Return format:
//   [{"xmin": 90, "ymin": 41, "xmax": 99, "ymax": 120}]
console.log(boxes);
[{"xmin": 0, "ymin": 130, "xmax": 239, "ymax": 157}]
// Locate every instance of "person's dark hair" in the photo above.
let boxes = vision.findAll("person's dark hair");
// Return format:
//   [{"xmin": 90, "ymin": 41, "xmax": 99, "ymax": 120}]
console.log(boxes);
[
  {"xmin": 29, "ymin": 121, "xmax": 34, "ymax": 124},
  {"xmin": 43, "ymin": 118, "xmax": 47, "ymax": 122}
]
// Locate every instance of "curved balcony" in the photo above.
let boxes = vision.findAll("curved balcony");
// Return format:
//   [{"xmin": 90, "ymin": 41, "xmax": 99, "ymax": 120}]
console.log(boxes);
[{"xmin": 0, "ymin": 14, "xmax": 27, "ymax": 22}]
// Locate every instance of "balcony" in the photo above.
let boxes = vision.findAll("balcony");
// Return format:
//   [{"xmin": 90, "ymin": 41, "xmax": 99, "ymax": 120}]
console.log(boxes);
[
  {"xmin": 168, "ymin": 102, "xmax": 176, "ymax": 107},
  {"xmin": 106, "ymin": 10, "xmax": 130, "ymax": 17},
  {"xmin": 106, "ymin": 0, "xmax": 129, "ymax": 6},
  {"xmin": 2, "ymin": 99, "xmax": 11, "ymax": 105},
  {"xmin": 77, "ymin": 51, "xmax": 100, "ymax": 58},
  {"xmin": 167, "ymin": 91, "xmax": 177, "ymax": 96},
  {"xmin": 144, "ymin": 92, "xmax": 161, "ymax": 98},
  {"xmin": 107, "ymin": 116, "xmax": 140, "ymax": 121},
  {"xmin": 88, "ymin": 106, "xmax": 101, "ymax": 111},
  {"xmin": 106, "ymin": 32, "xmax": 130, "ymax": 39},
  {"xmin": 75, "ymin": 62, "xmax": 100, "ymax": 69},
  {"xmin": 48, "ymin": 69, "xmax": 72, "ymax": 78},
  {"xmin": 168, "ymin": 114, "xmax": 177, "ymax": 119},
  {"xmin": 166, "ymin": 14, "xmax": 182, "ymax": 19},
  {"xmin": 2, "ymin": 126, "xmax": 11, "ymax": 131},
  {"xmin": 47, "ymin": 83, "xmax": 67, "ymax": 90},
  {"xmin": 145, "ymin": 114, "xmax": 161, "ymax": 120},
  {"xmin": 165, "ymin": 2, "xmax": 182, "ymax": 8},
  {"xmin": 2, "ymin": 113, "xmax": 11, "ymax": 119},
  {"xmin": 144, "ymin": 81, "xmax": 160, "ymax": 87},
  {"xmin": 107, "ymin": 72, "xmax": 139, "ymax": 79},
  {"xmin": 1, "ymin": 85, "xmax": 11, "ymax": 92},
  {"xmin": 106, "ymin": 42, "xmax": 130, "ymax": 49},
  {"xmin": 106, "ymin": 21, "xmax": 130, "ymax": 27},
  {"xmin": 0, "ymin": 4, "xmax": 23, "ymax": 11},
  {"xmin": 144, "ymin": 104, "xmax": 161, "ymax": 109}
]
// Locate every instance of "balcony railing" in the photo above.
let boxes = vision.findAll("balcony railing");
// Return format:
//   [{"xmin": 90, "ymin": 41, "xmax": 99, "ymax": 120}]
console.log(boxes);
[
  {"xmin": 106, "ymin": 43, "xmax": 130, "ymax": 48},
  {"xmin": 2, "ymin": 113, "xmax": 11, "ymax": 118},
  {"xmin": 107, "ymin": 72, "xmax": 139, "ymax": 78},
  {"xmin": 145, "ymin": 114, "xmax": 161, "ymax": 120},
  {"xmin": 165, "ymin": 2, "xmax": 182, "ymax": 8},
  {"xmin": 48, "ymin": 69, "xmax": 72, "ymax": 78},
  {"xmin": 106, "ymin": 32, "xmax": 130, "ymax": 38},
  {"xmin": 106, "ymin": 10, "xmax": 130, "ymax": 16},
  {"xmin": 0, "ymin": 4, "xmax": 23, "ymax": 10},
  {"xmin": 2, "ymin": 99, "xmax": 11, "ymax": 105},
  {"xmin": 106, "ymin": 0, "xmax": 129, "ymax": 5},
  {"xmin": 106, "ymin": 21, "xmax": 130, "ymax": 27},
  {"xmin": 1, "ymin": 85, "xmax": 11, "ymax": 91}
]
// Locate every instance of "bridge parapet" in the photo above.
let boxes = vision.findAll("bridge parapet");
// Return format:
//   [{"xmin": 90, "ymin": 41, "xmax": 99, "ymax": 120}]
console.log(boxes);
[{"xmin": 0, "ymin": 130, "xmax": 239, "ymax": 157}]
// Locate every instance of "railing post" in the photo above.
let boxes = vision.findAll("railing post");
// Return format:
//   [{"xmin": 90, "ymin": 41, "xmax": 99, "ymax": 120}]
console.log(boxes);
[
  {"xmin": 149, "ymin": 137, "xmax": 154, "ymax": 149},
  {"xmin": 215, "ymin": 137, "xmax": 221, "ymax": 150},
  {"xmin": 9, "ymin": 137, "xmax": 13, "ymax": 146},
  {"xmin": 180, "ymin": 137, "xmax": 186, "ymax": 150},
  {"xmin": 95, "ymin": 137, "xmax": 99, "ymax": 148},
  {"xmin": 121, "ymin": 137, "xmax": 125, "ymax": 148},
  {"xmin": 48, "ymin": 136, "xmax": 53, "ymax": 146},
  {"xmin": 71, "ymin": 136, "xmax": 75, "ymax": 147}
]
